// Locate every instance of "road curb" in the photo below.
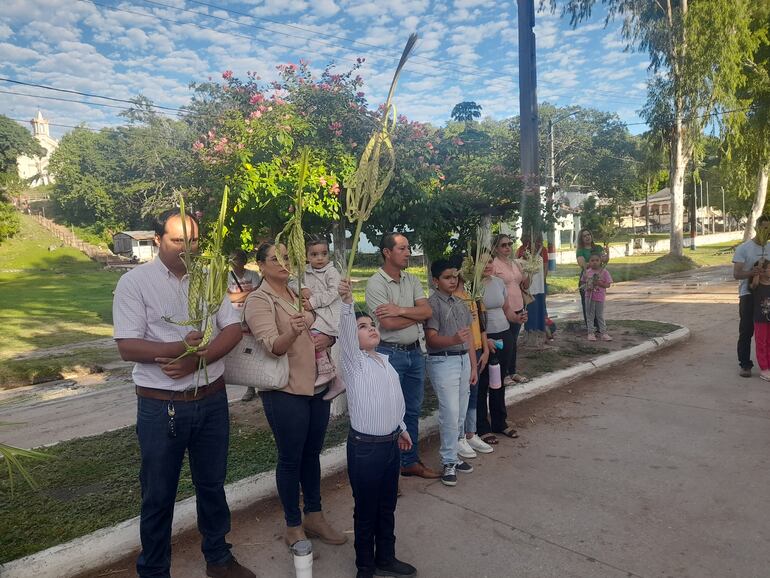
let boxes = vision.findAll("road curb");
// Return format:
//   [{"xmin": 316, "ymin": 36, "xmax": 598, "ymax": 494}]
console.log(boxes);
[{"xmin": 0, "ymin": 325, "xmax": 690, "ymax": 578}]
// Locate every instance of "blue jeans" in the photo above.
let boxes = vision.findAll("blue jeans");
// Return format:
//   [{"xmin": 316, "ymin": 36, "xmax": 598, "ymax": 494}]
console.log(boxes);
[
  {"xmin": 376, "ymin": 346, "xmax": 424, "ymax": 467},
  {"xmin": 426, "ymin": 353, "xmax": 471, "ymax": 465},
  {"xmin": 136, "ymin": 388, "xmax": 232, "ymax": 578},
  {"xmin": 464, "ymin": 348, "xmax": 482, "ymax": 434},
  {"xmin": 260, "ymin": 389, "xmax": 331, "ymax": 526},
  {"xmin": 347, "ymin": 430, "xmax": 401, "ymax": 571}
]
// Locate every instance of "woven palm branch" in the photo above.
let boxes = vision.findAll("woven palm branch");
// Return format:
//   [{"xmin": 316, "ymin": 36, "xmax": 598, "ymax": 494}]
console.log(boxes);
[
  {"xmin": 276, "ymin": 147, "xmax": 310, "ymax": 311},
  {"xmin": 0, "ymin": 434, "xmax": 49, "ymax": 494},
  {"xmin": 344, "ymin": 33, "xmax": 418, "ymax": 274},
  {"xmin": 162, "ymin": 187, "xmax": 230, "ymax": 390},
  {"xmin": 461, "ymin": 226, "xmax": 491, "ymax": 301}
]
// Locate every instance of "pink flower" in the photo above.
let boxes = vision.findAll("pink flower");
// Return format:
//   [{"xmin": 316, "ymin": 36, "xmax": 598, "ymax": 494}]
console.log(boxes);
[
  {"xmin": 319, "ymin": 177, "xmax": 327, "ymax": 186},
  {"xmin": 249, "ymin": 93, "xmax": 264, "ymax": 105},
  {"xmin": 331, "ymin": 182, "xmax": 340, "ymax": 195},
  {"xmin": 222, "ymin": 70, "xmax": 233, "ymax": 80},
  {"xmin": 250, "ymin": 110, "xmax": 262, "ymax": 119},
  {"xmin": 192, "ymin": 141, "xmax": 204, "ymax": 151},
  {"xmin": 356, "ymin": 91, "xmax": 365, "ymax": 98}
]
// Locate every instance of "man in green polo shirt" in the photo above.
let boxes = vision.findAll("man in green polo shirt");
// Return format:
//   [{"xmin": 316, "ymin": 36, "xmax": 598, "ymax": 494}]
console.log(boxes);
[{"xmin": 365, "ymin": 232, "xmax": 440, "ymax": 479}]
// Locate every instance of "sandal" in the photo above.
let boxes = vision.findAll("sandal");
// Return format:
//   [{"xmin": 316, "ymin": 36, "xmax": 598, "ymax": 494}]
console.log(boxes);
[
  {"xmin": 497, "ymin": 427, "xmax": 519, "ymax": 439},
  {"xmin": 480, "ymin": 434, "xmax": 499, "ymax": 445}
]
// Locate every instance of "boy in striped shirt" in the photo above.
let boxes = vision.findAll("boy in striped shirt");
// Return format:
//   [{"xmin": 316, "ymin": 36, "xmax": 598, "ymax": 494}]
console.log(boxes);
[{"xmin": 338, "ymin": 279, "xmax": 417, "ymax": 578}]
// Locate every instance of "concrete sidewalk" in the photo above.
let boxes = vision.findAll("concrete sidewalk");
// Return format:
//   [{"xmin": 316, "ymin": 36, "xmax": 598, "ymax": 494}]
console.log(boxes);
[{"xmin": 73, "ymin": 265, "xmax": 770, "ymax": 578}]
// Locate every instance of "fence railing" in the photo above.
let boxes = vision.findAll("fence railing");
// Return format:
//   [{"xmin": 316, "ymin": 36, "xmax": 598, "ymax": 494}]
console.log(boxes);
[{"xmin": 34, "ymin": 214, "xmax": 130, "ymax": 265}]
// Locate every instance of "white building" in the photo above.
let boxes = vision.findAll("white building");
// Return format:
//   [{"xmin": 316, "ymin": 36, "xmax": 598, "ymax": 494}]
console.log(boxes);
[
  {"xmin": 16, "ymin": 111, "xmax": 58, "ymax": 186},
  {"xmin": 112, "ymin": 231, "xmax": 158, "ymax": 262}
]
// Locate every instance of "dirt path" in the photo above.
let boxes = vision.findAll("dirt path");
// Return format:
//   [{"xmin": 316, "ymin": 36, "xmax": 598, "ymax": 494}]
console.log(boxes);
[{"xmin": 78, "ymin": 263, "xmax": 770, "ymax": 578}]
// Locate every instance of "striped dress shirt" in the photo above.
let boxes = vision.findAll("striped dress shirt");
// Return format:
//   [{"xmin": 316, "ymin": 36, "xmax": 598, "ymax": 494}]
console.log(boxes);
[{"xmin": 339, "ymin": 302, "xmax": 407, "ymax": 436}]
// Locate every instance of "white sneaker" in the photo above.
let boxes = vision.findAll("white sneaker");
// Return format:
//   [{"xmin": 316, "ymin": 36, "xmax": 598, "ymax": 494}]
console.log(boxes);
[
  {"xmin": 467, "ymin": 434, "xmax": 494, "ymax": 454},
  {"xmin": 457, "ymin": 437, "xmax": 477, "ymax": 459}
]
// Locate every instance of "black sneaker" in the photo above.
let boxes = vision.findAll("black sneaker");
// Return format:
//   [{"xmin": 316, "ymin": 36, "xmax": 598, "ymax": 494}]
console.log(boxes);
[
  {"xmin": 455, "ymin": 460, "xmax": 474, "ymax": 474},
  {"xmin": 740, "ymin": 367, "xmax": 752, "ymax": 378},
  {"xmin": 441, "ymin": 463, "xmax": 457, "ymax": 486},
  {"xmin": 356, "ymin": 569, "xmax": 375, "ymax": 578},
  {"xmin": 375, "ymin": 558, "xmax": 417, "ymax": 577}
]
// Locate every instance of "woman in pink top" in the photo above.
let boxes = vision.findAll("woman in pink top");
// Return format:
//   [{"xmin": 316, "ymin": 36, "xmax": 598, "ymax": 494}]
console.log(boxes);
[{"xmin": 491, "ymin": 234, "xmax": 529, "ymax": 385}]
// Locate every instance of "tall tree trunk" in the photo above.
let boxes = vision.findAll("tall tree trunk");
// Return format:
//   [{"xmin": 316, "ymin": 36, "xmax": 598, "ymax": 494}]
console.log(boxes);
[
  {"xmin": 332, "ymin": 219, "xmax": 347, "ymax": 273},
  {"xmin": 669, "ymin": 125, "xmax": 688, "ymax": 257},
  {"xmin": 645, "ymin": 175, "xmax": 651, "ymax": 235},
  {"xmin": 745, "ymin": 163, "xmax": 770, "ymax": 241}
]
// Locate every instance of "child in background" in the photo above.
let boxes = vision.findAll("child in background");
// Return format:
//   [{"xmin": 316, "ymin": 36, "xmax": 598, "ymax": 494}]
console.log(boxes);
[
  {"xmin": 580, "ymin": 252, "xmax": 613, "ymax": 341},
  {"xmin": 227, "ymin": 248, "xmax": 262, "ymax": 402},
  {"xmin": 337, "ymin": 279, "xmax": 417, "ymax": 578},
  {"xmin": 301, "ymin": 235, "xmax": 346, "ymax": 400},
  {"xmin": 750, "ymin": 259, "xmax": 770, "ymax": 382},
  {"xmin": 425, "ymin": 259, "xmax": 478, "ymax": 487},
  {"xmin": 453, "ymin": 270, "xmax": 494, "ymax": 459}
]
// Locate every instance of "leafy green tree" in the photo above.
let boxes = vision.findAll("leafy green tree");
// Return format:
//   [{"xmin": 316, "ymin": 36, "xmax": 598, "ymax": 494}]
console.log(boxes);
[
  {"xmin": 556, "ymin": 0, "xmax": 760, "ymax": 256},
  {"xmin": 721, "ymin": 1, "xmax": 770, "ymax": 240},
  {"xmin": 450, "ymin": 101, "xmax": 483, "ymax": 123},
  {"xmin": 0, "ymin": 115, "xmax": 45, "ymax": 181}
]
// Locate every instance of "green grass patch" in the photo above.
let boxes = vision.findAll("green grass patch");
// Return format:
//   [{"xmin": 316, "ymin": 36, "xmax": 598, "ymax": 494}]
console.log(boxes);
[
  {"xmin": 0, "ymin": 215, "xmax": 120, "ymax": 358},
  {"xmin": 0, "ymin": 349, "xmax": 121, "ymax": 389},
  {"xmin": 0, "ymin": 413, "xmax": 352, "ymax": 564},
  {"xmin": 547, "ymin": 243, "xmax": 734, "ymax": 294}
]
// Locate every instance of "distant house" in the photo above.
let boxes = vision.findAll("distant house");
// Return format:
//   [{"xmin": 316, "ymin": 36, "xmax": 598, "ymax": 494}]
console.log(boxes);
[{"xmin": 113, "ymin": 231, "xmax": 157, "ymax": 262}]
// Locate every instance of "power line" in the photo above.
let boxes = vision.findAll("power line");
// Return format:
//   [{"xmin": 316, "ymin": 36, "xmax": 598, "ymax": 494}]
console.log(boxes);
[
  {"xmin": 624, "ymin": 106, "xmax": 754, "ymax": 126},
  {"xmin": 9, "ymin": 117, "xmax": 103, "ymax": 131},
  {"xmin": 0, "ymin": 87, "xmax": 180, "ymax": 116},
  {"xmin": 0, "ymin": 77, "xmax": 184, "ymax": 113}
]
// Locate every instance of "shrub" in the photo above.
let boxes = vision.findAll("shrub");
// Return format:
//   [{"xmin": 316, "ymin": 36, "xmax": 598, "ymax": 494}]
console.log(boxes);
[{"xmin": 0, "ymin": 202, "xmax": 20, "ymax": 243}]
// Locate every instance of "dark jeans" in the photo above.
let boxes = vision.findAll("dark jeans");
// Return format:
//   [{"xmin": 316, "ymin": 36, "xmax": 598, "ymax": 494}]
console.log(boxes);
[
  {"xmin": 261, "ymin": 388, "xmax": 331, "ymax": 526},
  {"xmin": 136, "ymin": 388, "xmax": 232, "ymax": 578},
  {"xmin": 347, "ymin": 431, "xmax": 400, "ymax": 571},
  {"xmin": 507, "ymin": 322, "xmax": 522, "ymax": 376},
  {"xmin": 739, "ymin": 294, "xmax": 754, "ymax": 369},
  {"xmin": 477, "ymin": 329, "xmax": 513, "ymax": 436},
  {"xmin": 376, "ymin": 346, "xmax": 425, "ymax": 467}
]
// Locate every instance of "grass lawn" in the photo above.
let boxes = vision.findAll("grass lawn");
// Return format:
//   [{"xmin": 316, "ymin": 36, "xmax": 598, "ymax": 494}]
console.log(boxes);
[
  {"xmin": 0, "ymin": 215, "xmax": 120, "ymax": 359},
  {"xmin": 0, "ymin": 414, "xmax": 352, "ymax": 564},
  {"xmin": 547, "ymin": 243, "xmax": 735, "ymax": 294}
]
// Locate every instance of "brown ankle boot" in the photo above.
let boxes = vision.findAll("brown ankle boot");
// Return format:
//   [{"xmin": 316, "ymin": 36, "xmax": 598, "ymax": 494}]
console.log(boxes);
[
  {"xmin": 303, "ymin": 511, "xmax": 347, "ymax": 545},
  {"xmin": 284, "ymin": 524, "xmax": 307, "ymax": 547}
]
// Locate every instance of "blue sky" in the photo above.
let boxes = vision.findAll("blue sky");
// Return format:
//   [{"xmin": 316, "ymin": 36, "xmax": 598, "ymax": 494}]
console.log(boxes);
[{"xmin": 0, "ymin": 0, "xmax": 651, "ymax": 139}]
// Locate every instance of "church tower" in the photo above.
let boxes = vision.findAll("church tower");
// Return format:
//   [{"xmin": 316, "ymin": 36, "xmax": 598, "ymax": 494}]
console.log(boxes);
[{"xmin": 31, "ymin": 110, "xmax": 50, "ymax": 137}]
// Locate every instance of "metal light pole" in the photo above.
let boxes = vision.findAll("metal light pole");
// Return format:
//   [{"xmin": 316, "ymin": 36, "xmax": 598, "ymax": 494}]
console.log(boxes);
[
  {"xmin": 518, "ymin": 0, "xmax": 540, "ymax": 241},
  {"xmin": 547, "ymin": 109, "xmax": 579, "ymax": 271}
]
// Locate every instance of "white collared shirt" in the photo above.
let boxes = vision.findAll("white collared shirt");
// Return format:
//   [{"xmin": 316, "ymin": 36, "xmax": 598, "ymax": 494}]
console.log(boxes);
[
  {"xmin": 338, "ymin": 302, "xmax": 406, "ymax": 435},
  {"xmin": 113, "ymin": 257, "xmax": 240, "ymax": 390}
]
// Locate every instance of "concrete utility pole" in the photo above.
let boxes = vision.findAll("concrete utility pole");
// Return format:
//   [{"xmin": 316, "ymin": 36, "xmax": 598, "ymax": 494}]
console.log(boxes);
[{"xmin": 518, "ymin": 0, "xmax": 540, "ymax": 240}]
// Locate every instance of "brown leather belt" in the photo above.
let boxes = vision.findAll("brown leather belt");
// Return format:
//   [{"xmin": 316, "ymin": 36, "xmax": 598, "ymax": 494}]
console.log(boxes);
[{"xmin": 136, "ymin": 376, "xmax": 226, "ymax": 401}]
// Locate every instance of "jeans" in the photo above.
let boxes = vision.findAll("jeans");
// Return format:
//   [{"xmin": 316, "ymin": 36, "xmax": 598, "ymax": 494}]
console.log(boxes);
[
  {"xmin": 376, "ymin": 345, "xmax": 425, "ymax": 467},
  {"xmin": 508, "ymin": 323, "xmax": 521, "ymax": 376},
  {"xmin": 477, "ymin": 329, "xmax": 512, "ymax": 436},
  {"xmin": 739, "ymin": 294, "xmax": 754, "ymax": 369},
  {"xmin": 426, "ymin": 353, "xmax": 471, "ymax": 465},
  {"xmin": 260, "ymin": 389, "xmax": 331, "ymax": 526},
  {"xmin": 464, "ymin": 347, "xmax": 482, "ymax": 434},
  {"xmin": 136, "ymin": 388, "xmax": 232, "ymax": 578},
  {"xmin": 347, "ymin": 431, "xmax": 400, "ymax": 571}
]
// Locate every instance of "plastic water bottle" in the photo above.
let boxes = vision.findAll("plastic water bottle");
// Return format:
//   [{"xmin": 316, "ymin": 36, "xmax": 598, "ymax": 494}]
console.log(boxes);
[
  {"xmin": 291, "ymin": 539, "xmax": 313, "ymax": 578},
  {"xmin": 488, "ymin": 339, "xmax": 504, "ymax": 389}
]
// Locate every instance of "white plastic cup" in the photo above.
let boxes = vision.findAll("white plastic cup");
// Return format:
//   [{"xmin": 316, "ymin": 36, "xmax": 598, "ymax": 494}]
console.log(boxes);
[
  {"xmin": 488, "ymin": 362, "xmax": 502, "ymax": 389},
  {"xmin": 291, "ymin": 539, "xmax": 313, "ymax": 578}
]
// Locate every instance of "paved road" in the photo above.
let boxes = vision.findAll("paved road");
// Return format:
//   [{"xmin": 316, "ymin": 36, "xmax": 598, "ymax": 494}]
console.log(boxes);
[{"xmin": 77, "ymin": 265, "xmax": 770, "ymax": 577}]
